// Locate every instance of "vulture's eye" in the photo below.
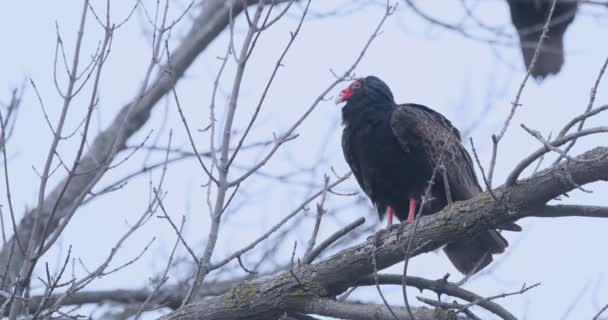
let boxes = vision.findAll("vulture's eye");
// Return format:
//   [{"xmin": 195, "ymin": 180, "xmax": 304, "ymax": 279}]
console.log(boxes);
[{"xmin": 350, "ymin": 81, "xmax": 361, "ymax": 89}]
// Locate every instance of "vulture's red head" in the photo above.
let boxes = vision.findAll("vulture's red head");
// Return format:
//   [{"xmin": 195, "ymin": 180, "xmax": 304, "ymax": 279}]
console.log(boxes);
[{"xmin": 334, "ymin": 76, "xmax": 395, "ymax": 106}]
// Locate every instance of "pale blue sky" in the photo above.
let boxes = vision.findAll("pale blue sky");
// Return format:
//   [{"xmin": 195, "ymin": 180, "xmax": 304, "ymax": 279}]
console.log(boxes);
[{"xmin": 0, "ymin": 1, "xmax": 607, "ymax": 319}]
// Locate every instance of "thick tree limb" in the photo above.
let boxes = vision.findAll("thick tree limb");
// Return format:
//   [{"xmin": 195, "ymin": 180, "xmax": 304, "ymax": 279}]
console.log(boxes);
[
  {"xmin": 156, "ymin": 147, "xmax": 607, "ymax": 319},
  {"xmin": 26, "ymin": 289, "xmax": 182, "ymax": 313},
  {"xmin": 285, "ymin": 297, "xmax": 464, "ymax": 320}
]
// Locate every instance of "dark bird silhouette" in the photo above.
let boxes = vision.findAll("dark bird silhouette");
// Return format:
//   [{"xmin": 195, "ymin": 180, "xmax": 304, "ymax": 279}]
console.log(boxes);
[
  {"xmin": 336, "ymin": 76, "xmax": 507, "ymax": 274},
  {"xmin": 506, "ymin": 0, "xmax": 578, "ymax": 79}
]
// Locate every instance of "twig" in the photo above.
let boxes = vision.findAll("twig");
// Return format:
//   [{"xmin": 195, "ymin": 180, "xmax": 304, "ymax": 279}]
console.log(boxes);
[
  {"xmin": 166, "ymin": 42, "xmax": 218, "ymax": 184},
  {"xmin": 371, "ymin": 247, "xmax": 400, "ymax": 320},
  {"xmin": 289, "ymin": 241, "xmax": 302, "ymax": 286},
  {"xmin": 506, "ymin": 126, "xmax": 608, "ymax": 185},
  {"xmin": 227, "ymin": 0, "xmax": 310, "ymax": 167},
  {"xmin": 532, "ymin": 132, "xmax": 552, "ymax": 175},
  {"xmin": 337, "ymin": 286, "xmax": 358, "ymax": 302},
  {"xmin": 557, "ymin": 104, "xmax": 608, "ymax": 145},
  {"xmin": 560, "ymin": 280, "xmax": 592, "ymax": 320},
  {"xmin": 236, "ymin": 255, "xmax": 257, "ymax": 275},
  {"xmin": 302, "ymin": 217, "xmax": 365, "ymax": 264},
  {"xmin": 554, "ymin": 56, "xmax": 608, "ymax": 164},
  {"xmin": 0, "ymin": 110, "xmax": 22, "ymax": 254},
  {"xmin": 521, "ymin": 124, "xmax": 587, "ymax": 163},
  {"xmin": 34, "ymin": 202, "xmax": 160, "ymax": 319},
  {"xmin": 418, "ymin": 297, "xmax": 483, "ymax": 319},
  {"xmin": 457, "ymin": 283, "xmax": 540, "ymax": 315},
  {"xmin": 303, "ymin": 175, "xmax": 329, "ymax": 260},
  {"xmin": 417, "ymin": 296, "xmax": 465, "ymax": 309},
  {"xmin": 133, "ymin": 219, "xmax": 182, "ymax": 320},
  {"xmin": 440, "ymin": 164, "xmax": 453, "ymax": 204},
  {"xmin": 154, "ymin": 193, "xmax": 199, "ymax": 264},
  {"xmin": 209, "ymin": 173, "xmax": 351, "ymax": 270},
  {"xmin": 592, "ymin": 303, "xmax": 608, "ymax": 320},
  {"xmin": 469, "ymin": 138, "xmax": 501, "ymax": 204}
]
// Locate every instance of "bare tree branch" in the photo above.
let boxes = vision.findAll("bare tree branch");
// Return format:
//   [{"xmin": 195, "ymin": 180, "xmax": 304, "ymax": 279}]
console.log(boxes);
[
  {"xmin": 0, "ymin": 0, "xmax": 290, "ymax": 301},
  {"xmin": 302, "ymin": 216, "xmax": 365, "ymax": 264},
  {"xmin": 554, "ymin": 55, "xmax": 608, "ymax": 164}
]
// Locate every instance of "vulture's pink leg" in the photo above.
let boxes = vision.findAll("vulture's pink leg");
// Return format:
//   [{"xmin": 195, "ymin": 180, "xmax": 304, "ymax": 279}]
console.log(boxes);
[
  {"xmin": 404, "ymin": 198, "xmax": 416, "ymax": 223},
  {"xmin": 386, "ymin": 206, "xmax": 394, "ymax": 229}
]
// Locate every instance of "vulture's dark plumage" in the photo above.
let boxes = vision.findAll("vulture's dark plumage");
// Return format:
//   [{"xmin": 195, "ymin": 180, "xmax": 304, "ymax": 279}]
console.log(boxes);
[
  {"xmin": 506, "ymin": 0, "xmax": 578, "ymax": 79},
  {"xmin": 337, "ymin": 76, "xmax": 507, "ymax": 275}
]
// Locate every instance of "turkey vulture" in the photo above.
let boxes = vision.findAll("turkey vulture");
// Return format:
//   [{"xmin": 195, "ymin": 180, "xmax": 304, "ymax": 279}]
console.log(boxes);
[
  {"xmin": 336, "ymin": 76, "xmax": 507, "ymax": 274},
  {"xmin": 506, "ymin": 0, "xmax": 578, "ymax": 79}
]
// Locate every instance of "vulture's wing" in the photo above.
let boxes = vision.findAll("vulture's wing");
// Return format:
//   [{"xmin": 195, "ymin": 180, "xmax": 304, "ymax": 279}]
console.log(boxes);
[
  {"xmin": 391, "ymin": 104, "xmax": 509, "ymax": 275},
  {"xmin": 390, "ymin": 103, "xmax": 481, "ymax": 201},
  {"xmin": 341, "ymin": 127, "xmax": 385, "ymax": 215}
]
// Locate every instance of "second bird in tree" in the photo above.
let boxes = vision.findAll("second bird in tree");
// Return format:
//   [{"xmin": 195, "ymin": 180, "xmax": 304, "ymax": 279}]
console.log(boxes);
[{"xmin": 336, "ymin": 76, "xmax": 508, "ymax": 275}]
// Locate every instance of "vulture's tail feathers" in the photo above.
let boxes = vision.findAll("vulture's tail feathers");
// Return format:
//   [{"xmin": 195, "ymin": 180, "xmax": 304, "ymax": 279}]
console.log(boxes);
[
  {"xmin": 443, "ymin": 230, "xmax": 508, "ymax": 275},
  {"xmin": 520, "ymin": 32, "xmax": 565, "ymax": 79}
]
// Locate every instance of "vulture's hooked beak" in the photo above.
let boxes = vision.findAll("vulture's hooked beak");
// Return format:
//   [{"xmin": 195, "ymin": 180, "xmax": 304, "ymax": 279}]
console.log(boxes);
[{"xmin": 334, "ymin": 87, "xmax": 352, "ymax": 104}]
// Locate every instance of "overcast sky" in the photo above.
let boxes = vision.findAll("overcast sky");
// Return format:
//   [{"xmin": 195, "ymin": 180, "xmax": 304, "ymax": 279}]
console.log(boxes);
[{"xmin": 0, "ymin": 1, "xmax": 607, "ymax": 319}]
